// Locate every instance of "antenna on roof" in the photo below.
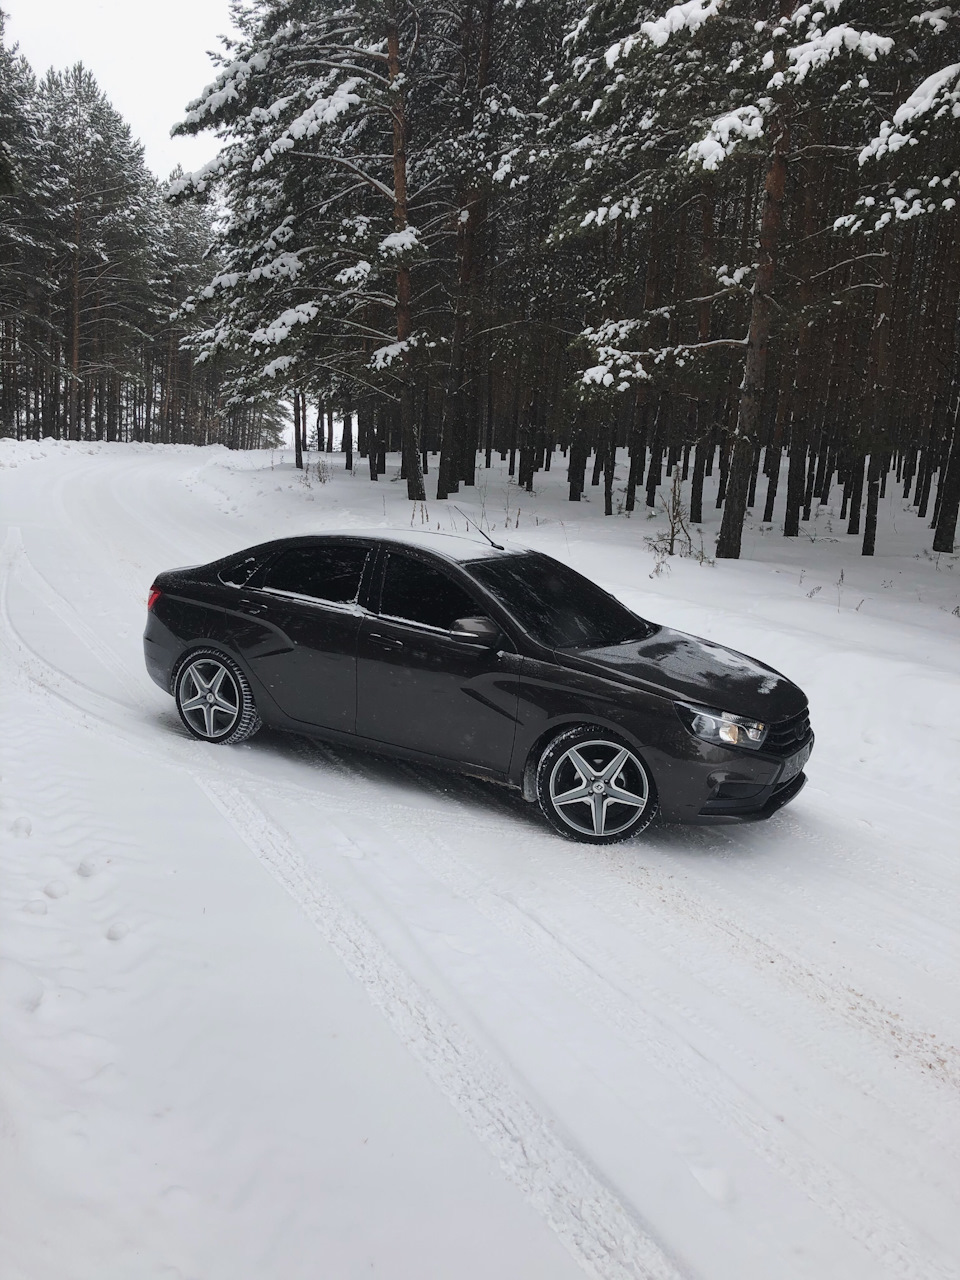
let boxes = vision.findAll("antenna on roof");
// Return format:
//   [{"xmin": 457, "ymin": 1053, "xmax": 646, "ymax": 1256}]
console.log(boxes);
[{"xmin": 453, "ymin": 506, "xmax": 505, "ymax": 551}]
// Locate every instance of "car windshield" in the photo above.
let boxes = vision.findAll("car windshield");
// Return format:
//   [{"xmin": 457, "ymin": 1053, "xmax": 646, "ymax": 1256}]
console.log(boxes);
[{"xmin": 467, "ymin": 553, "xmax": 653, "ymax": 649}]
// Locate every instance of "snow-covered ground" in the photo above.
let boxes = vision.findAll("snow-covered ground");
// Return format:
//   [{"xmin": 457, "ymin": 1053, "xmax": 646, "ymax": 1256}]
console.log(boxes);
[{"xmin": 1, "ymin": 437, "xmax": 958, "ymax": 1280}]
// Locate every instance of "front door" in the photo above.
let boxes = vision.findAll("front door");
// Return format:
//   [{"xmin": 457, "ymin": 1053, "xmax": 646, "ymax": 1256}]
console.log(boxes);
[
  {"xmin": 239, "ymin": 541, "xmax": 371, "ymax": 731},
  {"xmin": 356, "ymin": 551, "xmax": 519, "ymax": 773}
]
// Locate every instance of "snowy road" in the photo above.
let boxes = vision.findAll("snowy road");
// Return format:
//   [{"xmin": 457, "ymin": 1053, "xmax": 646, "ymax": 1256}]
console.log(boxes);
[{"xmin": 1, "ymin": 441, "xmax": 958, "ymax": 1280}]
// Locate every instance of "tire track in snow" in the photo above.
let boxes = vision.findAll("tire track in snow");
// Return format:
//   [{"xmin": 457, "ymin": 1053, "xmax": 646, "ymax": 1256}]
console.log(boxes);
[
  {"xmin": 47, "ymin": 453, "xmax": 158, "ymax": 605},
  {"xmin": 285, "ymin": 730, "xmax": 526, "ymax": 833},
  {"xmin": 591, "ymin": 844, "xmax": 960, "ymax": 1097},
  {"xmin": 0, "ymin": 528, "xmax": 151, "ymax": 722},
  {"xmin": 323, "ymin": 819, "xmax": 958, "ymax": 1280},
  {"xmin": 196, "ymin": 778, "xmax": 687, "ymax": 1280},
  {"xmin": 8, "ymin": 532, "xmax": 145, "ymax": 706}
]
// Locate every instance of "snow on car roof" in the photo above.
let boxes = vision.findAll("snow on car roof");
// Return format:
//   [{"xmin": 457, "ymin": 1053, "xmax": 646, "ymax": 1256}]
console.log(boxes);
[{"xmin": 305, "ymin": 528, "xmax": 522, "ymax": 561}]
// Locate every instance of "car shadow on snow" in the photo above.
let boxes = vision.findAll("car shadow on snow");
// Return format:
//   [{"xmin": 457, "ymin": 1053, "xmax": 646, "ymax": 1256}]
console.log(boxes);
[
  {"xmin": 158, "ymin": 712, "xmax": 807, "ymax": 857},
  {"xmin": 171, "ymin": 716, "xmax": 546, "ymax": 827}
]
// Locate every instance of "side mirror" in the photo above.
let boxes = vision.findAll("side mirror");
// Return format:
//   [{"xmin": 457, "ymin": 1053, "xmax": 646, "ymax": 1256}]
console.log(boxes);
[{"xmin": 452, "ymin": 615, "xmax": 501, "ymax": 646}]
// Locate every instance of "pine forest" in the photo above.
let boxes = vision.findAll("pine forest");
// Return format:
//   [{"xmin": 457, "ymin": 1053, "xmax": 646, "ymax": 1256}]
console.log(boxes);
[{"xmin": 1, "ymin": 1, "xmax": 959, "ymax": 559}]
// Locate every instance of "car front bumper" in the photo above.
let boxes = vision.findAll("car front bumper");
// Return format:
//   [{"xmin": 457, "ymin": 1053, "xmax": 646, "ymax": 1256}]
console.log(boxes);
[
  {"xmin": 650, "ymin": 733, "xmax": 814, "ymax": 824},
  {"xmin": 695, "ymin": 766, "xmax": 808, "ymax": 820}
]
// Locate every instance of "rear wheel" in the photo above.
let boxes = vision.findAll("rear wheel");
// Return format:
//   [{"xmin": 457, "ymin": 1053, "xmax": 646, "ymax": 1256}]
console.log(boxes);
[
  {"xmin": 174, "ymin": 651, "xmax": 261, "ymax": 745},
  {"xmin": 536, "ymin": 726, "xmax": 658, "ymax": 844}
]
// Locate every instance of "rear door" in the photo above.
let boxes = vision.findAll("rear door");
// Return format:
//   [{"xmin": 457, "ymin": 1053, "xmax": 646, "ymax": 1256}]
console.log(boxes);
[
  {"xmin": 356, "ymin": 550, "xmax": 519, "ymax": 773},
  {"xmin": 238, "ymin": 541, "xmax": 372, "ymax": 731}
]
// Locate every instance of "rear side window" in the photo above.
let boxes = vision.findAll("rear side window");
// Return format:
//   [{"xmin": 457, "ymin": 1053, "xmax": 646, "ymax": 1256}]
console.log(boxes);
[
  {"xmin": 378, "ymin": 554, "xmax": 477, "ymax": 630},
  {"xmin": 263, "ymin": 544, "xmax": 369, "ymax": 604},
  {"xmin": 218, "ymin": 554, "xmax": 261, "ymax": 587}
]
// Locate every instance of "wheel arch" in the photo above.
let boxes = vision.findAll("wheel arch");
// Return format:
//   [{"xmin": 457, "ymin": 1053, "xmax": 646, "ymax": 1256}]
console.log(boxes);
[
  {"xmin": 170, "ymin": 640, "xmax": 215, "ymax": 693},
  {"xmin": 170, "ymin": 639, "xmax": 253, "ymax": 695},
  {"xmin": 518, "ymin": 715, "xmax": 657, "ymax": 803}
]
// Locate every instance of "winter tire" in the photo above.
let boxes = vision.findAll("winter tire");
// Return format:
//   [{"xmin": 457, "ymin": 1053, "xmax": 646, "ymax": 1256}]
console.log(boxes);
[
  {"xmin": 536, "ymin": 725, "xmax": 658, "ymax": 844},
  {"xmin": 174, "ymin": 650, "xmax": 262, "ymax": 745}
]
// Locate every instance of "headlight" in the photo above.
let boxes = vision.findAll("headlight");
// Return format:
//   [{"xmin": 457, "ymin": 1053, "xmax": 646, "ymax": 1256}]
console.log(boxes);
[{"xmin": 676, "ymin": 702, "xmax": 768, "ymax": 750}]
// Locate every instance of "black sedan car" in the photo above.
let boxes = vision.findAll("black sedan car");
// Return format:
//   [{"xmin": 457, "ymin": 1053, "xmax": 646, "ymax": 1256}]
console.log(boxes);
[{"xmin": 144, "ymin": 530, "xmax": 813, "ymax": 843}]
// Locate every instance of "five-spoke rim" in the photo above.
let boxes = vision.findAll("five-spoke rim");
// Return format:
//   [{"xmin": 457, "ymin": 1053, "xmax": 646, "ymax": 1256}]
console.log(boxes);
[
  {"xmin": 178, "ymin": 658, "xmax": 240, "ymax": 739},
  {"xmin": 548, "ymin": 740, "xmax": 649, "ymax": 837}
]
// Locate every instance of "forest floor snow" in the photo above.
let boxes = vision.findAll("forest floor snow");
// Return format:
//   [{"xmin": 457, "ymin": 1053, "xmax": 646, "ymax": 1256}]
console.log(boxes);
[{"xmin": 0, "ymin": 438, "xmax": 958, "ymax": 1280}]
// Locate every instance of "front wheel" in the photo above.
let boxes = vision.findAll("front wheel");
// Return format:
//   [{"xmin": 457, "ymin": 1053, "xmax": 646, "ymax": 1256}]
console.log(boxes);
[
  {"xmin": 536, "ymin": 726, "xmax": 658, "ymax": 844},
  {"xmin": 174, "ymin": 651, "xmax": 262, "ymax": 745}
]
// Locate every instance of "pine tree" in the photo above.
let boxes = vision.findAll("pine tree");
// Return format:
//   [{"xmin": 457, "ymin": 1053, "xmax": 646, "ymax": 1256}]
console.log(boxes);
[
  {"xmin": 172, "ymin": 0, "xmax": 442, "ymax": 497},
  {"xmin": 0, "ymin": 17, "xmax": 46, "ymax": 435},
  {"xmin": 836, "ymin": 4, "xmax": 960, "ymax": 553},
  {"xmin": 0, "ymin": 17, "xmax": 282, "ymax": 450},
  {"xmin": 548, "ymin": 0, "xmax": 917, "ymax": 558},
  {"xmin": 35, "ymin": 65, "xmax": 159, "ymax": 440}
]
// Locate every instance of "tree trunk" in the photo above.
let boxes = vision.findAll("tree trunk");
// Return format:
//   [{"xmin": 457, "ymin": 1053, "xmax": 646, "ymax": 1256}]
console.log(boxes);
[
  {"xmin": 293, "ymin": 391, "xmax": 303, "ymax": 470},
  {"xmin": 387, "ymin": 16, "xmax": 425, "ymax": 502},
  {"xmin": 802, "ymin": 439, "xmax": 819, "ymax": 522},
  {"xmin": 690, "ymin": 423, "xmax": 709, "ymax": 525},
  {"xmin": 70, "ymin": 244, "xmax": 81, "ymax": 441},
  {"xmin": 716, "ymin": 96, "xmax": 789, "ymax": 559},
  {"xmin": 603, "ymin": 418, "xmax": 616, "ymax": 516},
  {"xmin": 846, "ymin": 453, "xmax": 865, "ymax": 534},
  {"xmin": 624, "ymin": 395, "xmax": 647, "ymax": 513},
  {"xmin": 645, "ymin": 443, "xmax": 662, "ymax": 508},
  {"xmin": 861, "ymin": 453, "xmax": 882, "ymax": 556},
  {"xmin": 368, "ymin": 412, "xmax": 379, "ymax": 480},
  {"xmin": 568, "ymin": 427, "xmax": 588, "ymax": 502},
  {"xmin": 860, "ymin": 229, "xmax": 894, "ymax": 553},
  {"xmin": 746, "ymin": 442, "xmax": 762, "ymax": 510},
  {"xmin": 933, "ymin": 412, "xmax": 960, "ymax": 553},
  {"xmin": 340, "ymin": 405, "xmax": 351, "ymax": 469},
  {"xmin": 762, "ymin": 356, "xmax": 793, "ymax": 524}
]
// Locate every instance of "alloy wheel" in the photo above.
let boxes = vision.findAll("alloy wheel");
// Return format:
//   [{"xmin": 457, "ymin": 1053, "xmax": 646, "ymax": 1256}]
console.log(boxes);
[
  {"xmin": 548, "ymin": 739, "xmax": 650, "ymax": 838},
  {"xmin": 177, "ymin": 657, "xmax": 241, "ymax": 740}
]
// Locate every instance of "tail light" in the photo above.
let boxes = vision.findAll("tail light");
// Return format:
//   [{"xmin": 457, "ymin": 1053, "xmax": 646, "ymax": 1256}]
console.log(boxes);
[{"xmin": 147, "ymin": 586, "xmax": 161, "ymax": 611}]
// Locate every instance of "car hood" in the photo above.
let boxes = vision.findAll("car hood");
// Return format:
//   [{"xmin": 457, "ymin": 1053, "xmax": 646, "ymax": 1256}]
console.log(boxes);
[{"xmin": 559, "ymin": 625, "xmax": 807, "ymax": 723}]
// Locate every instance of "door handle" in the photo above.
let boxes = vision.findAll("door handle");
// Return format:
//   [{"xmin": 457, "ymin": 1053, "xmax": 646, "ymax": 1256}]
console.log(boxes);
[
  {"xmin": 239, "ymin": 597, "xmax": 266, "ymax": 615},
  {"xmin": 368, "ymin": 632, "xmax": 404, "ymax": 651}
]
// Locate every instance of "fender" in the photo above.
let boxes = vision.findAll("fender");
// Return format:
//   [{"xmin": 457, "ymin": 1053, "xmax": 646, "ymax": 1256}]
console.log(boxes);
[{"xmin": 508, "ymin": 654, "xmax": 679, "ymax": 791}]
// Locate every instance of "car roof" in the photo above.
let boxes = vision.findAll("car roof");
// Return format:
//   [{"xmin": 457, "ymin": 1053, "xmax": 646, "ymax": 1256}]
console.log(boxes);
[{"xmin": 287, "ymin": 528, "xmax": 524, "ymax": 563}]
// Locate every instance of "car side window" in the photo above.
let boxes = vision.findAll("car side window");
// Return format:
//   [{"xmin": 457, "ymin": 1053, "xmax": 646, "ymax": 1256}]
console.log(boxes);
[
  {"xmin": 262, "ymin": 545, "xmax": 369, "ymax": 605},
  {"xmin": 218, "ymin": 554, "xmax": 261, "ymax": 587},
  {"xmin": 378, "ymin": 553, "xmax": 477, "ymax": 631}
]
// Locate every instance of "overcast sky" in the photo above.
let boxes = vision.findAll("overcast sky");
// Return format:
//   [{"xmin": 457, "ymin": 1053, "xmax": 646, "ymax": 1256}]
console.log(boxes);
[{"xmin": 5, "ymin": 0, "xmax": 238, "ymax": 180}]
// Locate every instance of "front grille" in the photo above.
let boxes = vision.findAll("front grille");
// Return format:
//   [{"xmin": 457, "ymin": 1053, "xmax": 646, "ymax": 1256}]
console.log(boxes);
[{"xmin": 765, "ymin": 707, "xmax": 812, "ymax": 756}]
